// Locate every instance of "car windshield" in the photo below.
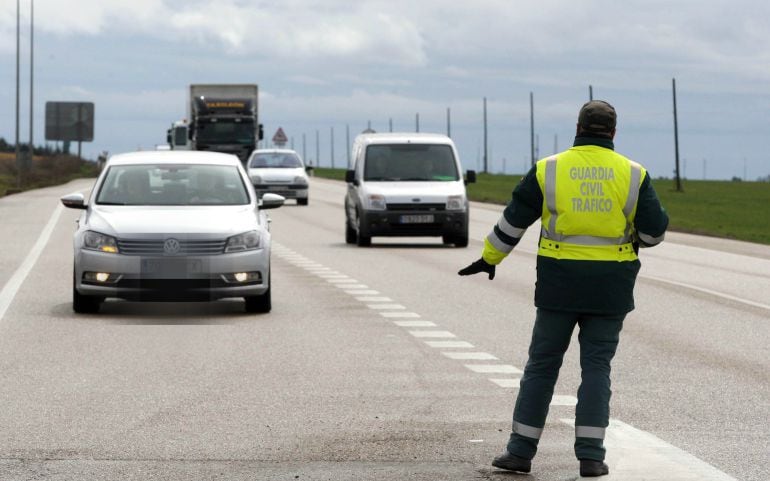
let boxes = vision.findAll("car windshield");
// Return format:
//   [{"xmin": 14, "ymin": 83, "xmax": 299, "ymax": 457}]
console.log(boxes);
[
  {"xmin": 363, "ymin": 144, "xmax": 459, "ymax": 181},
  {"xmin": 196, "ymin": 120, "xmax": 255, "ymax": 145},
  {"xmin": 249, "ymin": 152, "xmax": 303, "ymax": 168},
  {"xmin": 96, "ymin": 164, "xmax": 250, "ymax": 206}
]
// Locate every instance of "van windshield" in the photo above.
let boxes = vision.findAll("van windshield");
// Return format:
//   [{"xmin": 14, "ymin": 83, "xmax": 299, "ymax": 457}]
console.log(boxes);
[{"xmin": 363, "ymin": 144, "xmax": 459, "ymax": 181}]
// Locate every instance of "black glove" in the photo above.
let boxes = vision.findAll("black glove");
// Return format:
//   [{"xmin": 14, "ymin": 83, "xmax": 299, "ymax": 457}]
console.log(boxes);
[{"xmin": 458, "ymin": 258, "xmax": 496, "ymax": 280}]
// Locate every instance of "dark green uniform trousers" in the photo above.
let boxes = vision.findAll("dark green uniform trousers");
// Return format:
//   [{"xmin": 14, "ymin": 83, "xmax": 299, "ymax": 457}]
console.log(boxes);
[{"xmin": 506, "ymin": 308, "xmax": 625, "ymax": 461}]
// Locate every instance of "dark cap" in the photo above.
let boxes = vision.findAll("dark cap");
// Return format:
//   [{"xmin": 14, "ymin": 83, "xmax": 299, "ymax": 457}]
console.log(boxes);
[{"xmin": 578, "ymin": 100, "xmax": 616, "ymax": 134}]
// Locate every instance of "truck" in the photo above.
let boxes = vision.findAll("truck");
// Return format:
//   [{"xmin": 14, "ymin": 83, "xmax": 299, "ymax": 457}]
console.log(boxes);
[
  {"xmin": 166, "ymin": 119, "xmax": 191, "ymax": 150},
  {"xmin": 187, "ymin": 84, "xmax": 263, "ymax": 163}
]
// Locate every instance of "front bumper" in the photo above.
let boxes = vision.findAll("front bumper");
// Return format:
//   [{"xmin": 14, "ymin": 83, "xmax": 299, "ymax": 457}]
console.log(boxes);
[
  {"xmin": 359, "ymin": 209, "xmax": 468, "ymax": 238},
  {"xmin": 75, "ymin": 248, "xmax": 270, "ymax": 301},
  {"xmin": 254, "ymin": 184, "xmax": 308, "ymax": 199}
]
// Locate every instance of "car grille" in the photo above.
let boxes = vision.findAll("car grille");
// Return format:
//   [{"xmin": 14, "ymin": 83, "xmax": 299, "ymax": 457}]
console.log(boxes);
[
  {"xmin": 386, "ymin": 203, "xmax": 446, "ymax": 211},
  {"xmin": 116, "ymin": 239, "xmax": 227, "ymax": 256}
]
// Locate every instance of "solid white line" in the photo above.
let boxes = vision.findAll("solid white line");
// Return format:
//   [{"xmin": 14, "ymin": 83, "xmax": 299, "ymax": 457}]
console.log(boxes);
[
  {"xmin": 425, "ymin": 341, "xmax": 475, "ymax": 348},
  {"xmin": 641, "ymin": 274, "xmax": 770, "ymax": 311},
  {"xmin": 0, "ymin": 204, "xmax": 64, "ymax": 322},
  {"xmin": 443, "ymin": 352, "xmax": 498, "ymax": 360},
  {"xmin": 560, "ymin": 418, "xmax": 739, "ymax": 480},
  {"xmin": 409, "ymin": 330, "xmax": 456, "ymax": 338},
  {"xmin": 489, "ymin": 378, "xmax": 520, "ymax": 388},
  {"xmin": 464, "ymin": 364, "xmax": 522, "ymax": 374},
  {"xmin": 393, "ymin": 320, "xmax": 436, "ymax": 327}
]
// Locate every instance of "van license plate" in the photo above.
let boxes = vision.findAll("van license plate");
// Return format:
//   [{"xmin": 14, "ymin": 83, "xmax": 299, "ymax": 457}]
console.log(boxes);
[{"xmin": 400, "ymin": 215, "xmax": 434, "ymax": 224}]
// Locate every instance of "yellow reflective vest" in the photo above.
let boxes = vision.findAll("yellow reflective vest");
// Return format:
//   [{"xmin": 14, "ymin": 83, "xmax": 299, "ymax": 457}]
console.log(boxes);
[{"xmin": 535, "ymin": 145, "xmax": 645, "ymax": 262}]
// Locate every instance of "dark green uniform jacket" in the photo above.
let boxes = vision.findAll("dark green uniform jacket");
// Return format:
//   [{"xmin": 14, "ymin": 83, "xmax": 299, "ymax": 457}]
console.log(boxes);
[{"xmin": 491, "ymin": 135, "xmax": 669, "ymax": 314}]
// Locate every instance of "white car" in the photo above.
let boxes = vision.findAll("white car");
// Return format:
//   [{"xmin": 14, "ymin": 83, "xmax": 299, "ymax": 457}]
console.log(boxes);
[
  {"xmin": 61, "ymin": 151, "xmax": 284, "ymax": 314},
  {"xmin": 344, "ymin": 133, "xmax": 476, "ymax": 247},
  {"xmin": 247, "ymin": 149, "xmax": 310, "ymax": 205}
]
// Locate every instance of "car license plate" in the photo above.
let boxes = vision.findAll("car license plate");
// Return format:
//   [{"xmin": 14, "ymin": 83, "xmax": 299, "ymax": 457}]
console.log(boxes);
[
  {"xmin": 141, "ymin": 258, "xmax": 202, "ymax": 276},
  {"xmin": 399, "ymin": 214, "xmax": 435, "ymax": 224}
]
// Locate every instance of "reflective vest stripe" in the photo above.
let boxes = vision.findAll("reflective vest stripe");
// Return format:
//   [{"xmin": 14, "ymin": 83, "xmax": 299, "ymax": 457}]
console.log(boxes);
[
  {"xmin": 497, "ymin": 215, "xmax": 527, "ymax": 239},
  {"xmin": 544, "ymin": 157, "xmax": 558, "ymax": 238},
  {"xmin": 638, "ymin": 231, "xmax": 665, "ymax": 246},
  {"xmin": 487, "ymin": 229, "xmax": 515, "ymax": 254},
  {"xmin": 575, "ymin": 425, "xmax": 606, "ymax": 439},
  {"xmin": 513, "ymin": 420, "xmax": 543, "ymax": 439},
  {"xmin": 622, "ymin": 162, "xmax": 643, "ymax": 241}
]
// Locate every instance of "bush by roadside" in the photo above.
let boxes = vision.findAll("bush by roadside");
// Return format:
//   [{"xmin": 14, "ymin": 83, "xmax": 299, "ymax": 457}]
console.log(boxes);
[{"xmin": 0, "ymin": 152, "xmax": 98, "ymax": 197}]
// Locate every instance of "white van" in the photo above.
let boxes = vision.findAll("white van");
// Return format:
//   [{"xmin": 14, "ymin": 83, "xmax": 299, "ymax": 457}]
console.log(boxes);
[{"xmin": 344, "ymin": 133, "xmax": 476, "ymax": 247}]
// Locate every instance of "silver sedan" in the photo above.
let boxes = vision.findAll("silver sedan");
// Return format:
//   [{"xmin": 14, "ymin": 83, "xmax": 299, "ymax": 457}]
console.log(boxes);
[{"xmin": 61, "ymin": 151, "xmax": 284, "ymax": 314}]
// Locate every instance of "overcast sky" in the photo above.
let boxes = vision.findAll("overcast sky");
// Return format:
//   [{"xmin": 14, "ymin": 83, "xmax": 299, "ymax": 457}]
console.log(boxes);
[{"xmin": 1, "ymin": 0, "xmax": 769, "ymax": 180}]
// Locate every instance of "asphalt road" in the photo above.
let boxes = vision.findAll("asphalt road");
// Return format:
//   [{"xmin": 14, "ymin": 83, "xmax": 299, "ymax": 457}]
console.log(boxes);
[{"xmin": 0, "ymin": 177, "xmax": 767, "ymax": 481}]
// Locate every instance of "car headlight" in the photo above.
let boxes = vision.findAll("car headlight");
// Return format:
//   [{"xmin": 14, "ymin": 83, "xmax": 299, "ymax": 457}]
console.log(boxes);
[
  {"xmin": 225, "ymin": 230, "xmax": 261, "ymax": 252},
  {"xmin": 250, "ymin": 174, "xmax": 262, "ymax": 185},
  {"xmin": 83, "ymin": 231, "xmax": 119, "ymax": 253},
  {"xmin": 367, "ymin": 194, "xmax": 386, "ymax": 211},
  {"xmin": 446, "ymin": 195, "xmax": 465, "ymax": 211},
  {"xmin": 293, "ymin": 176, "xmax": 308, "ymax": 185}
]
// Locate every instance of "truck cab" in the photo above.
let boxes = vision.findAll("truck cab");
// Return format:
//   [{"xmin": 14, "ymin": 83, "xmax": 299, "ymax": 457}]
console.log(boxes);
[{"xmin": 344, "ymin": 133, "xmax": 476, "ymax": 247}]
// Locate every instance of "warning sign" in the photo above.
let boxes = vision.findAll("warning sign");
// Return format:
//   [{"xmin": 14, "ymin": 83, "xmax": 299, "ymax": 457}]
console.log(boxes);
[{"xmin": 272, "ymin": 127, "xmax": 288, "ymax": 146}]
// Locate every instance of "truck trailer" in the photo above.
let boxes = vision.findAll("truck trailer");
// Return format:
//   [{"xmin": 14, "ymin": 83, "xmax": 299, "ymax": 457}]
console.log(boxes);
[{"xmin": 187, "ymin": 84, "xmax": 263, "ymax": 163}]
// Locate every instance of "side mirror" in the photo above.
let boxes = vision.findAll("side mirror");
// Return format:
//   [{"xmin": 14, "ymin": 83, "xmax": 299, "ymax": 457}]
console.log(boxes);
[
  {"xmin": 345, "ymin": 170, "xmax": 356, "ymax": 184},
  {"xmin": 259, "ymin": 193, "xmax": 284, "ymax": 210},
  {"xmin": 61, "ymin": 192, "xmax": 87, "ymax": 210},
  {"xmin": 465, "ymin": 170, "xmax": 477, "ymax": 185}
]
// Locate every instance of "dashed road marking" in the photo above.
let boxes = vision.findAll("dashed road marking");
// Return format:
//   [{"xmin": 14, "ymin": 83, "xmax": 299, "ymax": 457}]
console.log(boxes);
[
  {"xmin": 380, "ymin": 311, "xmax": 420, "ymax": 318},
  {"xmin": 489, "ymin": 378, "xmax": 520, "ymax": 388},
  {"xmin": 356, "ymin": 296, "xmax": 392, "ymax": 302},
  {"xmin": 550, "ymin": 395, "xmax": 578, "ymax": 406},
  {"xmin": 409, "ymin": 330, "xmax": 456, "ymax": 338},
  {"xmin": 366, "ymin": 303, "xmax": 405, "ymax": 310},
  {"xmin": 393, "ymin": 320, "xmax": 436, "ymax": 327},
  {"xmin": 425, "ymin": 341, "xmax": 475, "ymax": 348},
  {"xmin": 442, "ymin": 352, "xmax": 498, "ymax": 360},
  {"xmin": 464, "ymin": 364, "xmax": 522, "ymax": 374}
]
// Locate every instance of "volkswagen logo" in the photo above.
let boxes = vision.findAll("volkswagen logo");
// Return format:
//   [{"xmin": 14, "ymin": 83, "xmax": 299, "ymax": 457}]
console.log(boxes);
[
  {"xmin": 412, "ymin": 198, "xmax": 421, "ymax": 202},
  {"xmin": 163, "ymin": 238, "xmax": 181, "ymax": 255}
]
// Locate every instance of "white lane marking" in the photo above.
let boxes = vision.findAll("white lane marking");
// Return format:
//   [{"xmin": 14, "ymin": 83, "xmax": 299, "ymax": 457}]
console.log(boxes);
[
  {"xmin": 0, "ymin": 204, "xmax": 64, "ymax": 322},
  {"xmin": 464, "ymin": 364, "xmax": 522, "ymax": 374},
  {"xmin": 380, "ymin": 312, "xmax": 420, "ymax": 318},
  {"xmin": 443, "ymin": 352, "xmax": 498, "ymax": 360},
  {"xmin": 344, "ymin": 289, "xmax": 380, "ymax": 295},
  {"xmin": 468, "ymin": 439, "xmax": 484, "ymax": 443},
  {"xmin": 356, "ymin": 296, "xmax": 393, "ymax": 302},
  {"xmin": 318, "ymin": 274, "xmax": 349, "ymax": 279},
  {"xmin": 393, "ymin": 320, "xmax": 436, "ymax": 327},
  {"xmin": 366, "ymin": 304, "xmax": 405, "ymax": 310},
  {"xmin": 335, "ymin": 283, "xmax": 369, "ymax": 289},
  {"xmin": 550, "ymin": 395, "xmax": 577, "ymax": 406},
  {"xmin": 409, "ymin": 330, "xmax": 456, "ymax": 338},
  {"xmin": 560, "ymin": 418, "xmax": 740, "ymax": 481},
  {"xmin": 425, "ymin": 341, "xmax": 475, "ymax": 348},
  {"xmin": 326, "ymin": 278, "xmax": 360, "ymax": 284},
  {"xmin": 642, "ymin": 274, "xmax": 770, "ymax": 311},
  {"xmin": 489, "ymin": 378, "xmax": 520, "ymax": 388}
]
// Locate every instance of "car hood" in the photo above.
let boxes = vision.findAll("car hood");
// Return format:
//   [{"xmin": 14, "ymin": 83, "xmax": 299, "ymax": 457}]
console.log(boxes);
[
  {"xmin": 362, "ymin": 181, "xmax": 466, "ymax": 203},
  {"xmin": 87, "ymin": 205, "xmax": 259, "ymax": 238},
  {"xmin": 248, "ymin": 167, "xmax": 305, "ymax": 182}
]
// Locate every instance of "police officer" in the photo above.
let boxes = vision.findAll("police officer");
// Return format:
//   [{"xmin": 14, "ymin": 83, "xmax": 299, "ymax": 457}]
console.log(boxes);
[{"xmin": 459, "ymin": 100, "xmax": 668, "ymax": 477}]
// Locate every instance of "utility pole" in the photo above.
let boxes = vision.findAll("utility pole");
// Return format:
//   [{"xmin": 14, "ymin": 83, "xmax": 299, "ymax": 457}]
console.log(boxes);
[
  {"xmin": 302, "ymin": 133, "xmax": 306, "ymax": 164},
  {"xmin": 529, "ymin": 92, "xmax": 535, "ymax": 167},
  {"xmin": 388, "ymin": 118, "xmax": 392, "ymax": 132},
  {"xmin": 672, "ymin": 78, "xmax": 683, "ymax": 192},
  {"xmin": 28, "ymin": 0, "xmax": 34, "ymax": 164},
  {"xmin": 483, "ymin": 97, "xmax": 488, "ymax": 173},
  {"xmin": 315, "ymin": 129, "xmax": 320, "ymax": 167},
  {"xmin": 330, "ymin": 126, "xmax": 335, "ymax": 168},
  {"xmin": 415, "ymin": 113, "xmax": 420, "ymax": 133},
  {"xmin": 446, "ymin": 107, "xmax": 451, "ymax": 138},
  {"xmin": 589, "ymin": 85, "xmax": 593, "ymax": 101},
  {"xmin": 15, "ymin": 0, "xmax": 21, "ymax": 187},
  {"xmin": 346, "ymin": 124, "xmax": 350, "ymax": 168},
  {"xmin": 553, "ymin": 133, "xmax": 558, "ymax": 154}
]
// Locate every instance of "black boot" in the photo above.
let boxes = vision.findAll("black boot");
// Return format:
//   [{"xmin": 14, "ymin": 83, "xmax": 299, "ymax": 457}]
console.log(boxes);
[
  {"xmin": 492, "ymin": 451, "xmax": 532, "ymax": 473},
  {"xmin": 579, "ymin": 459, "xmax": 609, "ymax": 477}
]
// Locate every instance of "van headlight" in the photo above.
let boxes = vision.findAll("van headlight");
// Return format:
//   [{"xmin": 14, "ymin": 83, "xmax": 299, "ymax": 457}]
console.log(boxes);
[
  {"xmin": 293, "ymin": 176, "xmax": 308, "ymax": 185},
  {"xmin": 367, "ymin": 194, "xmax": 386, "ymax": 211},
  {"xmin": 225, "ymin": 230, "xmax": 261, "ymax": 252},
  {"xmin": 250, "ymin": 174, "xmax": 262, "ymax": 185},
  {"xmin": 446, "ymin": 195, "xmax": 465, "ymax": 211},
  {"xmin": 83, "ymin": 231, "xmax": 119, "ymax": 253}
]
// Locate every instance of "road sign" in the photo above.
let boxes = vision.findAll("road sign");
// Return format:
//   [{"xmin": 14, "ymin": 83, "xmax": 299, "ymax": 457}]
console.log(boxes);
[
  {"xmin": 45, "ymin": 101, "xmax": 95, "ymax": 142},
  {"xmin": 272, "ymin": 127, "xmax": 288, "ymax": 146}
]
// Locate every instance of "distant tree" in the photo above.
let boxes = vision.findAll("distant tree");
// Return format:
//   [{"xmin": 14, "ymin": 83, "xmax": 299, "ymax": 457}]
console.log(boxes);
[{"xmin": 731, "ymin": 176, "xmax": 742, "ymax": 182}]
